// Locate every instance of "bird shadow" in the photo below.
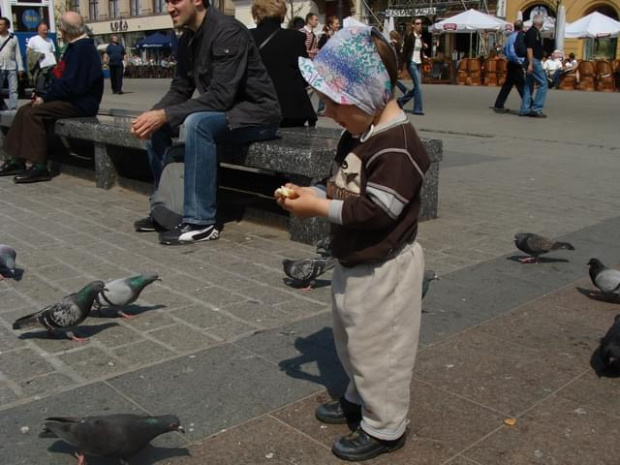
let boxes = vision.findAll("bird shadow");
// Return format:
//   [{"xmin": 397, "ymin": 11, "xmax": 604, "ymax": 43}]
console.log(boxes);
[
  {"xmin": 282, "ymin": 277, "xmax": 331, "ymax": 290},
  {"xmin": 590, "ymin": 346, "xmax": 620, "ymax": 378},
  {"xmin": 90, "ymin": 304, "xmax": 167, "ymax": 319},
  {"xmin": 278, "ymin": 327, "xmax": 348, "ymax": 398},
  {"xmin": 506, "ymin": 255, "xmax": 570, "ymax": 264},
  {"xmin": 47, "ymin": 441, "xmax": 190, "ymax": 464},
  {"xmin": 575, "ymin": 287, "xmax": 620, "ymax": 303},
  {"xmin": 18, "ymin": 322, "xmax": 119, "ymax": 340}
]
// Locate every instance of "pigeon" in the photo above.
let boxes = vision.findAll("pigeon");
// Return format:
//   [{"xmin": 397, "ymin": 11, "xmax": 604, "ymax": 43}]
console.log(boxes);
[
  {"xmin": 282, "ymin": 257, "xmax": 335, "ymax": 289},
  {"xmin": 39, "ymin": 414, "xmax": 184, "ymax": 465},
  {"xmin": 12, "ymin": 281, "xmax": 106, "ymax": 342},
  {"xmin": 599, "ymin": 314, "xmax": 620, "ymax": 373},
  {"xmin": 587, "ymin": 258, "xmax": 620, "ymax": 300},
  {"xmin": 422, "ymin": 270, "xmax": 439, "ymax": 299},
  {"xmin": 514, "ymin": 233, "xmax": 575, "ymax": 263},
  {"xmin": 94, "ymin": 273, "xmax": 160, "ymax": 319},
  {"xmin": 0, "ymin": 244, "xmax": 16, "ymax": 279}
]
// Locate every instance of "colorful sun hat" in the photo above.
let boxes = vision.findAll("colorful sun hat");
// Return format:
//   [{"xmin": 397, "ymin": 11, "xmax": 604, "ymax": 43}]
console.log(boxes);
[{"xmin": 298, "ymin": 26, "xmax": 393, "ymax": 115}]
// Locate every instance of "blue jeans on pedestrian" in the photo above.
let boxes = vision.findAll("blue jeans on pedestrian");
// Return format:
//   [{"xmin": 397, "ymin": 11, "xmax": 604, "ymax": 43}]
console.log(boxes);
[
  {"xmin": 520, "ymin": 59, "xmax": 548, "ymax": 115},
  {"xmin": 146, "ymin": 112, "xmax": 278, "ymax": 226},
  {"xmin": 398, "ymin": 62, "xmax": 423, "ymax": 113},
  {"xmin": 395, "ymin": 81, "xmax": 408, "ymax": 95},
  {"xmin": 0, "ymin": 69, "xmax": 19, "ymax": 110}
]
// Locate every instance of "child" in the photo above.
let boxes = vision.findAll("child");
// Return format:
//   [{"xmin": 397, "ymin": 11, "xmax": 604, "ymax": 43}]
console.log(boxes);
[{"xmin": 275, "ymin": 27, "xmax": 431, "ymax": 461}]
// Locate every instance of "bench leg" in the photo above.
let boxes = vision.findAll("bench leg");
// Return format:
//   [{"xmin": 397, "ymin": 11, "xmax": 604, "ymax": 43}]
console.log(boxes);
[
  {"xmin": 94, "ymin": 142, "xmax": 118, "ymax": 189},
  {"xmin": 419, "ymin": 161, "xmax": 440, "ymax": 221}
]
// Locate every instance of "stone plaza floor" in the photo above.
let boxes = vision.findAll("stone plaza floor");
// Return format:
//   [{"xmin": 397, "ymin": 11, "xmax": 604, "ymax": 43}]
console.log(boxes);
[{"xmin": 0, "ymin": 81, "xmax": 619, "ymax": 464}]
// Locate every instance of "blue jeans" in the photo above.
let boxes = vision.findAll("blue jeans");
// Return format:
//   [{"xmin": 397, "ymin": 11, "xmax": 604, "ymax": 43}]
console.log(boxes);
[
  {"xmin": 395, "ymin": 81, "xmax": 408, "ymax": 95},
  {"xmin": 398, "ymin": 63, "xmax": 423, "ymax": 113},
  {"xmin": 520, "ymin": 59, "xmax": 548, "ymax": 115},
  {"xmin": 147, "ymin": 112, "xmax": 278, "ymax": 226},
  {"xmin": 0, "ymin": 69, "xmax": 19, "ymax": 110}
]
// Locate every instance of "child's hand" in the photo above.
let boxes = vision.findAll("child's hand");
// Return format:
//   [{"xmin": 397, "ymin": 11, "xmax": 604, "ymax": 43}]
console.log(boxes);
[{"xmin": 277, "ymin": 189, "xmax": 329, "ymax": 218}]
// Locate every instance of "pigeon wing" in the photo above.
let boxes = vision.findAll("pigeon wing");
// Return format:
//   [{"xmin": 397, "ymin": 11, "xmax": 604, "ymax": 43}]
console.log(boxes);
[
  {"xmin": 526, "ymin": 234, "xmax": 555, "ymax": 254},
  {"xmin": 44, "ymin": 296, "xmax": 88, "ymax": 329},
  {"xmin": 595, "ymin": 269, "xmax": 620, "ymax": 295}
]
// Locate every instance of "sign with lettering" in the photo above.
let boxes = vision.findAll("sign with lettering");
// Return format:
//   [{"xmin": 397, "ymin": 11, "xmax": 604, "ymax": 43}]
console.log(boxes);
[
  {"xmin": 110, "ymin": 20, "xmax": 129, "ymax": 32},
  {"xmin": 385, "ymin": 7, "xmax": 437, "ymax": 18},
  {"xmin": 22, "ymin": 9, "xmax": 40, "ymax": 29}
]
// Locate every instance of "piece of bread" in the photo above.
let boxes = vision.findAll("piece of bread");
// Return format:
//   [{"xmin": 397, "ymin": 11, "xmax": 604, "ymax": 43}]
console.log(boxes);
[{"xmin": 275, "ymin": 186, "xmax": 298, "ymax": 199}]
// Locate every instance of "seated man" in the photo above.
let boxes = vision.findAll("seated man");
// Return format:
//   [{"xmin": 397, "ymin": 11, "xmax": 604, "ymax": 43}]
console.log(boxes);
[
  {"xmin": 543, "ymin": 51, "xmax": 562, "ymax": 88},
  {"xmin": 131, "ymin": 0, "xmax": 280, "ymax": 246},
  {"xmin": 0, "ymin": 12, "xmax": 103, "ymax": 183}
]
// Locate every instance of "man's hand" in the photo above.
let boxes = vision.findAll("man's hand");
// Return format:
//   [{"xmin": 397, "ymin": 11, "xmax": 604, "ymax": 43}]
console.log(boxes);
[
  {"xmin": 131, "ymin": 109, "xmax": 167, "ymax": 140},
  {"xmin": 32, "ymin": 96, "xmax": 44, "ymax": 107},
  {"xmin": 527, "ymin": 64, "xmax": 534, "ymax": 75}
]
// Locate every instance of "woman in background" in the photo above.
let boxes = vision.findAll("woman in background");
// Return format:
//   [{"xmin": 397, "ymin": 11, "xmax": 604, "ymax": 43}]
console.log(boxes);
[{"xmin": 251, "ymin": 0, "xmax": 316, "ymax": 127}]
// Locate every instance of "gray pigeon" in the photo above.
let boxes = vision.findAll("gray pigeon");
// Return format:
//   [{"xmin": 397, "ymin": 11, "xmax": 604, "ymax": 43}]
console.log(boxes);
[
  {"xmin": 12, "ymin": 281, "xmax": 105, "ymax": 342},
  {"xmin": 422, "ymin": 270, "xmax": 439, "ymax": 299},
  {"xmin": 94, "ymin": 273, "xmax": 160, "ymax": 319},
  {"xmin": 0, "ymin": 244, "xmax": 16, "ymax": 279},
  {"xmin": 283, "ymin": 257, "xmax": 335, "ymax": 289},
  {"xmin": 39, "ymin": 414, "xmax": 184, "ymax": 465},
  {"xmin": 588, "ymin": 258, "xmax": 620, "ymax": 299},
  {"xmin": 514, "ymin": 232, "xmax": 575, "ymax": 263},
  {"xmin": 600, "ymin": 314, "xmax": 620, "ymax": 373}
]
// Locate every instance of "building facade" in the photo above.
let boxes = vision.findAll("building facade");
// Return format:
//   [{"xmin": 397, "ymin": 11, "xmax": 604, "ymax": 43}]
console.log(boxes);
[{"xmin": 505, "ymin": 0, "xmax": 619, "ymax": 59}]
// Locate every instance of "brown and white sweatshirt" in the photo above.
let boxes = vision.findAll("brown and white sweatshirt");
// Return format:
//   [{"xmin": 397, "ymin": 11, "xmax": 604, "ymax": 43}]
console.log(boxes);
[{"xmin": 314, "ymin": 113, "xmax": 431, "ymax": 266}]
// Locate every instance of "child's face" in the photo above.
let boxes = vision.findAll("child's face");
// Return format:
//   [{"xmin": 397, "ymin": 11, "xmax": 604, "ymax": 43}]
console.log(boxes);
[{"xmin": 318, "ymin": 93, "xmax": 374, "ymax": 135}]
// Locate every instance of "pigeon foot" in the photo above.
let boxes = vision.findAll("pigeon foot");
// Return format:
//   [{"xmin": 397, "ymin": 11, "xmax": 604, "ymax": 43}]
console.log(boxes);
[
  {"xmin": 118, "ymin": 310, "xmax": 138, "ymax": 320},
  {"xmin": 75, "ymin": 452, "xmax": 87, "ymax": 465},
  {"xmin": 519, "ymin": 257, "xmax": 537, "ymax": 264},
  {"xmin": 66, "ymin": 331, "xmax": 89, "ymax": 343}
]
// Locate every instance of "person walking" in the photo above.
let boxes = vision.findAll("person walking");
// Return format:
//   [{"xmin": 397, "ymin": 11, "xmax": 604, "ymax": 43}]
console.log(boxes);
[
  {"xmin": 105, "ymin": 35, "xmax": 126, "ymax": 94},
  {"xmin": 398, "ymin": 17, "xmax": 428, "ymax": 115},
  {"xmin": 519, "ymin": 15, "xmax": 548, "ymax": 118},
  {"xmin": 0, "ymin": 17, "xmax": 24, "ymax": 111},
  {"xmin": 492, "ymin": 20, "xmax": 525, "ymax": 113}
]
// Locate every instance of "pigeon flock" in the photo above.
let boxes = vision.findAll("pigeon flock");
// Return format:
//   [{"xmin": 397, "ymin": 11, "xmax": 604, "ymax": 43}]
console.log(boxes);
[{"xmin": 2, "ymin": 226, "xmax": 619, "ymax": 463}]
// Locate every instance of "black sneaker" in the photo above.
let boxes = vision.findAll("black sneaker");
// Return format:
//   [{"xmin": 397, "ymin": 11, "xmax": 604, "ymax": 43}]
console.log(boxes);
[
  {"xmin": 0, "ymin": 160, "xmax": 25, "ymax": 177},
  {"xmin": 315, "ymin": 397, "xmax": 362, "ymax": 425},
  {"xmin": 134, "ymin": 215, "xmax": 165, "ymax": 232},
  {"xmin": 159, "ymin": 223, "xmax": 219, "ymax": 245},
  {"xmin": 332, "ymin": 427, "xmax": 407, "ymax": 462},
  {"xmin": 13, "ymin": 166, "xmax": 52, "ymax": 183},
  {"xmin": 529, "ymin": 112, "xmax": 548, "ymax": 118}
]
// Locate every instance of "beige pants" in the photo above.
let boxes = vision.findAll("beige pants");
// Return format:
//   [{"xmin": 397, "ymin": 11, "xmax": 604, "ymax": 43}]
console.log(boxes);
[{"xmin": 331, "ymin": 241, "xmax": 424, "ymax": 440}]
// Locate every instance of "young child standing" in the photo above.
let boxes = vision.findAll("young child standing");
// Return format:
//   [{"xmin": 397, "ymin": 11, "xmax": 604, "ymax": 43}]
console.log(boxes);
[{"xmin": 276, "ymin": 27, "xmax": 431, "ymax": 461}]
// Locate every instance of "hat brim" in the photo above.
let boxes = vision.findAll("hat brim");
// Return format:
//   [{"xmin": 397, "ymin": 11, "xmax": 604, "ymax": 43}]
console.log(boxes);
[{"xmin": 298, "ymin": 57, "xmax": 346, "ymax": 106}]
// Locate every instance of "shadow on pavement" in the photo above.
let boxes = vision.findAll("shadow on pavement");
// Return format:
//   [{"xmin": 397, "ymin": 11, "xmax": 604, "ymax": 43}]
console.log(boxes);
[
  {"xmin": 47, "ymin": 441, "xmax": 190, "ymax": 464},
  {"xmin": 278, "ymin": 327, "xmax": 348, "ymax": 398}
]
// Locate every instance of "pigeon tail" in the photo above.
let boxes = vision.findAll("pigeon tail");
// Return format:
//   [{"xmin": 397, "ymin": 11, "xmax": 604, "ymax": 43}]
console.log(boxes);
[
  {"xmin": 12, "ymin": 313, "xmax": 41, "ymax": 330},
  {"xmin": 552, "ymin": 241, "xmax": 575, "ymax": 251}
]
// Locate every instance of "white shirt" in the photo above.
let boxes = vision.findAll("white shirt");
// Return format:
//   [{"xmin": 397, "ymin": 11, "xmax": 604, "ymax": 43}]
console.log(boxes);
[
  {"xmin": 543, "ymin": 58, "xmax": 561, "ymax": 73},
  {"xmin": 27, "ymin": 35, "xmax": 57, "ymax": 68},
  {"xmin": 0, "ymin": 33, "xmax": 23, "ymax": 71},
  {"xmin": 411, "ymin": 32, "xmax": 423, "ymax": 64}
]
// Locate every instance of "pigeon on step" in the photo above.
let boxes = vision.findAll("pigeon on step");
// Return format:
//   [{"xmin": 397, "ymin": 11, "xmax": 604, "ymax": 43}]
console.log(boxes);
[
  {"xmin": 587, "ymin": 258, "xmax": 620, "ymax": 300},
  {"xmin": 94, "ymin": 273, "xmax": 160, "ymax": 319},
  {"xmin": 514, "ymin": 233, "xmax": 575, "ymax": 263},
  {"xmin": 0, "ymin": 244, "xmax": 16, "ymax": 279},
  {"xmin": 423, "ymin": 270, "xmax": 439, "ymax": 299},
  {"xmin": 12, "ymin": 281, "xmax": 105, "ymax": 342},
  {"xmin": 599, "ymin": 314, "xmax": 620, "ymax": 373},
  {"xmin": 40, "ymin": 414, "xmax": 184, "ymax": 465}
]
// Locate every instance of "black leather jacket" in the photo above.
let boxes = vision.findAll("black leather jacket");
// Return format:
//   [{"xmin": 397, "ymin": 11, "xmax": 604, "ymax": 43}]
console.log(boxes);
[{"xmin": 152, "ymin": 8, "xmax": 281, "ymax": 130}]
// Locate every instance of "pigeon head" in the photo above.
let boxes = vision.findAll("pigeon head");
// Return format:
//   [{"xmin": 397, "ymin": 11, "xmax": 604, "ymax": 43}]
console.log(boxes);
[
  {"xmin": 514, "ymin": 233, "xmax": 527, "ymax": 243},
  {"xmin": 587, "ymin": 258, "xmax": 604, "ymax": 269},
  {"xmin": 145, "ymin": 415, "xmax": 184, "ymax": 434},
  {"xmin": 129, "ymin": 273, "xmax": 160, "ymax": 290},
  {"xmin": 76, "ymin": 280, "xmax": 107, "ymax": 303},
  {"xmin": 424, "ymin": 270, "xmax": 439, "ymax": 281}
]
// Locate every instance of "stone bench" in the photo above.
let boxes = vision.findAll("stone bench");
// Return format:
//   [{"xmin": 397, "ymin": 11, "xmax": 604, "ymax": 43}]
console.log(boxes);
[{"xmin": 0, "ymin": 112, "xmax": 443, "ymax": 244}]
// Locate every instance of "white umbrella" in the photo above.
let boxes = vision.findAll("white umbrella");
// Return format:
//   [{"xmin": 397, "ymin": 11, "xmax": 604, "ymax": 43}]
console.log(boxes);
[
  {"xmin": 555, "ymin": 5, "xmax": 566, "ymax": 51},
  {"xmin": 565, "ymin": 11, "xmax": 620, "ymax": 39},
  {"xmin": 383, "ymin": 17, "xmax": 389, "ymax": 33},
  {"xmin": 432, "ymin": 9, "xmax": 512, "ymax": 33}
]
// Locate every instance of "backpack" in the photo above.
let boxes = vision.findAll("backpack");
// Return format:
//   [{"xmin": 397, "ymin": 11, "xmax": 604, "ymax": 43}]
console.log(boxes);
[
  {"xmin": 150, "ymin": 144, "xmax": 185, "ymax": 230},
  {"xmin": 514, "ymin": 31, "xmax": 527, "ymax": 58}
]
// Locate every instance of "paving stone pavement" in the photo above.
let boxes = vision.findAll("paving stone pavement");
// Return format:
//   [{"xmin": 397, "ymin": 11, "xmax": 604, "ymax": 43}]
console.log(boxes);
[{"xmin": 1, "ymin": 83, "xmax": 620, "ymax": 464}]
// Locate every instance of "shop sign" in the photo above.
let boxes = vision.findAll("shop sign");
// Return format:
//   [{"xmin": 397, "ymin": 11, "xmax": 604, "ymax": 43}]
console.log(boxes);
[
  {"xmin": 110, "ymin": 20, "xmax": 129, "ymax": 32},
  {"xmin": 385, "ymin": 7, "xmax": 437, "ymax": 18}
]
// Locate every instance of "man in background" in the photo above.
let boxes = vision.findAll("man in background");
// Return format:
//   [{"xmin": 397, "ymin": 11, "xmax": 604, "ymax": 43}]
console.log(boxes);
[
  {"xmin": 0, "ymin": 17, "xmax": 24, "ymax": 111},
  {"xmin": 27, "ymin": 22, "xmax": 57, "ymax": 94},
  {"xmin": 492, "ymin": 20, "xmax": 525, "ymax": 113},
  {"xmin": 519, "ymin": 15, "xmax": 548, "ymax": 118},
  {"xmin": 105, "ymin": 35, "xmax": 126, "ymax": 94},
  {"xmin": 300, "ymin": 13, "xmax": 319, "ymax": 60}
]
